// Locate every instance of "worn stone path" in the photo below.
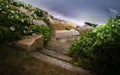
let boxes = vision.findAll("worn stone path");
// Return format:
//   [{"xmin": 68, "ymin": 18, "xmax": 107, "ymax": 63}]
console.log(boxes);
[
  {"xmin": 31, "ymin": 52, "xmax": 90, "ymax": 75},
  {"xmin": 41, "ymin": 49, "xmax": 73, "ymax": 63},
  {"xmin": 31, "ymin": 30, "xmax": 91, "ymax": 75},
  {"xmin": 45, "ymin": 39, "xmax": 70, "ymax": 55}
]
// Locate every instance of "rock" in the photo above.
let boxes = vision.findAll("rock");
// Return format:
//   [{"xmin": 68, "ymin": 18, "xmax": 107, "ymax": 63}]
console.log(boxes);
[
  {"xmin": 85, "ymin": 22, "xmax": 98, "ymax": 27},
  {"xmin": 50, "ymin": 18, "xmax": 76, "ymax": 30},
  {"xmin": 55, "ymin": 30, "xmax": 80, "ymax": 40},
  {"xmin": 33, "ymin": 20, "xmax": 47, "ymax": 26},
  {"xmin": 41, "ymin": 49, "xmax": 73, "ymax": 63},
  {"xmin": 76, "ymin": 26, "xmax": 91, "ymax": 33},
  {"xmin": 31, "ymin": 52, "xmax": 91, "ymax": 75},
  {"xmin": 19, "ymin": 7, "xmax": 32, "ymax": 17},
  {"xmin": 15, "ymin": 35, "xmax": 44, "ymax": 52}
]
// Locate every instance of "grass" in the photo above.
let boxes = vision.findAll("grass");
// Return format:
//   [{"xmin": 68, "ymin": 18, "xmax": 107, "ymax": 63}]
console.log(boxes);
[{"xmin": 0, "ymin": 44, "xmax": 79, "ymax": 75}]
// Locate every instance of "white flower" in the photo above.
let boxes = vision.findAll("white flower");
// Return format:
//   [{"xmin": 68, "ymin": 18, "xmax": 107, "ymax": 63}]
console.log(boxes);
[
  {"xmin": 2, "ymin": 3, "xmax": 4, "ymax": 6},
  {"xmin": 11, "ymin": 11, "xmax": 15, "ymax": 14},
  {"xmin": 32, "ymin": 33, "xmax": 36, "ymax": 36},
  {"xmin": 10, "ymin": 27, "xmax": 15, "ymax": 31},
  {"xmin": 2, "ymin": 11, "xmax": 6, "ymax": 14},
  {"xmin": 83, "ymin": 48, "xmax": 86, "ymax": 51},
  {"xmin": 30, "ymin": 30, "xmax": 33, "ymax": 33},
  {"xmin": 10, "ymin": 15, "xmax": 14, "ymax": 18},
  {"xmin": 93, "ymin": 29, "xmax": 97, "ymax": 33},
  {"xmin": 0, "ymin": 8, "xmax": 2, "ymax": 11},
  {"xmin": 101, "ymin": 36, "xmax": 104, "ymax": 39},
  {"xmin": 97, "ymin": 33, "xmax": 101, "ymax": 37},
  {"xmin": 21, "ymin": 19, "xmax": 24, "ymax": 23},
  {"xmin": 23, "ymin": 30, "xmax": 27, "ymax": 34},
  {"xmin": 31, "ymin": 11, "xmax": 34, "ymax": 14},
  {"xmin": 106, "ymin": 29, "xmax": 109, "ymax": 33},
  {"xmin": 112, "ymin": 24, "xmax": 115, "ymax": 27},
  {"xmin": 24, "ymin": 26, "xmax": 28, "ymax": 29},
  {"xmin": 6, "ymin": 5, "xmax": 9, "ymax": 8}
]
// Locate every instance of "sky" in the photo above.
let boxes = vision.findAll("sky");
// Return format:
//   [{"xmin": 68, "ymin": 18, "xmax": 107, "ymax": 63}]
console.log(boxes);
[{"xmin": 20, "ymin": 0, "xmax": 120, "ymax": 26}]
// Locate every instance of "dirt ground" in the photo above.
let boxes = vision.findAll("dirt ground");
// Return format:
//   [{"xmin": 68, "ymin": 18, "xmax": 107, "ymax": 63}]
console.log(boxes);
[{"xmin": 0, "ymin": 44, "xmax": 80, "ymax": 75}]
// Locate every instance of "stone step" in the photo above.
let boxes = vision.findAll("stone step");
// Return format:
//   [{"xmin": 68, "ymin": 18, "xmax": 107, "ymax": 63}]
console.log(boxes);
[
  {"xmin": 47, "ymin": 41, "xmax": 70, "ymax": 48},
  {"xmin": 45, "ymin": 45, "xmax": 69, "ymax": 54},
  {"xmin": 49, "ymin": 39, "xmax": 71, "ymax": 45},
  {"xmin": 41, "ymin": 49, "xmax": 73, "ymax": 63},
  {"xmin": 45, "ymin": 40, "xmax": 70, "ymax": 54},
  {"xmin": 30, "ymin": 52, "xmax": 91, "ymax": 75}
]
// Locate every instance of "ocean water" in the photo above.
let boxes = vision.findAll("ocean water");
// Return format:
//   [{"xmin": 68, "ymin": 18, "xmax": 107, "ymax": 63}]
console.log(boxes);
[{"xmin": 20, "ymin": 0, "xmax": 120, "ymax": 26}]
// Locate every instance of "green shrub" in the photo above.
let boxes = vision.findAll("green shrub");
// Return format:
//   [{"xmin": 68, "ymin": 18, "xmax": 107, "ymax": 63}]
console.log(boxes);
[
  {"xmin": 0, "ymin": 0, "xmax": 54, "ymax": 43},
  {"xmin": 29, "ymin": 25, "xmax": 54, "ymax": 44},
  {"xmin": 43, "ymin": 18, "xmax": 53, "ymax": 28},
  {"xmin": 70, "ymin": 16, "xmax": 120, "ymax": 75},
  {"xmin": 34, "ymin": 8, "xmax": 44, "ymax": 17},
  {"xmin": 0, "ymin": 26, "xmax": 21, "ymax": 42}
]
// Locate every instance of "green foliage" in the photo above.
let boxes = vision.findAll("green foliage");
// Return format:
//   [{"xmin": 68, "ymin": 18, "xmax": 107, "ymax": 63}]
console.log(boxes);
[
  {"xmin": 0, "ymin": 0, "xmax": 31, "ymax": 42},
  {"xmin": 43, "ymin": 18, "xmax": 53, "ymax": 28},
  {"xmin": 0, "ymin": 0, "xmax": 54, "ymax": 43},
  {"xmin": 29, "ymin": 25, "xmax": 54, "ymax": 44},
  {"xmin": 0, "ymin": 26, "xmax": 21, "ymax": 42},
  {"xmin": 70, "ymin": 16, "xmax": 120, "ymax": 75},
  {"xmin": 34, "ymin": 8, "xmax": 44, "ymax": 17}
]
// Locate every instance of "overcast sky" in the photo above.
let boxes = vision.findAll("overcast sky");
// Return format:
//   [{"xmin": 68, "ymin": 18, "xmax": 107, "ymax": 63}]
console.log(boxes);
[{"xmin": 20, "ymin": 0, "xmax": 120, "ymax": 25}]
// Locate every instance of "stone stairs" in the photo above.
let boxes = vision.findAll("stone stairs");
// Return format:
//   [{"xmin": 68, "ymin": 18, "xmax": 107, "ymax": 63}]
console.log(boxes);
[
  {"xmin": 41, "ymin": 49, "xmax": 73, "ymax": 63},
  {"xmin": 31, "ymin": 52, "xmax": 91, "ymax": 75},
  {"xmin": 31, "ymin": 30, "xmax": 91, "ymax": 75},
  {"xmin": 45, "ymin": 39, "xmax": 70, "ymax": 55},
  {"xmin": 31, "ymin": 39, "xmax": 91, "ymax": 75}
]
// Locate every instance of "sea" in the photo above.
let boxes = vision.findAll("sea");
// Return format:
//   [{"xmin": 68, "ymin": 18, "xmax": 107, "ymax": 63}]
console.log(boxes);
[{"xmin": 20, "ymin": 0, "xmax": 120, "ymax": 26}]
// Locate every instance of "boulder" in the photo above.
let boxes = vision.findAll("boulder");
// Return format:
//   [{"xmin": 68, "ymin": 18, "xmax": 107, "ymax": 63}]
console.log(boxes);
[
  {"xmin": 15, "ymin": 35, "xmax": 44, "ymax": 52},
  {"xmin": 55, "ymin": 29, "xmax": 80, "ymax": 40},
  {"xmin": 76, "ymin": 26, "xmax": 91, "ymax": 33}
]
